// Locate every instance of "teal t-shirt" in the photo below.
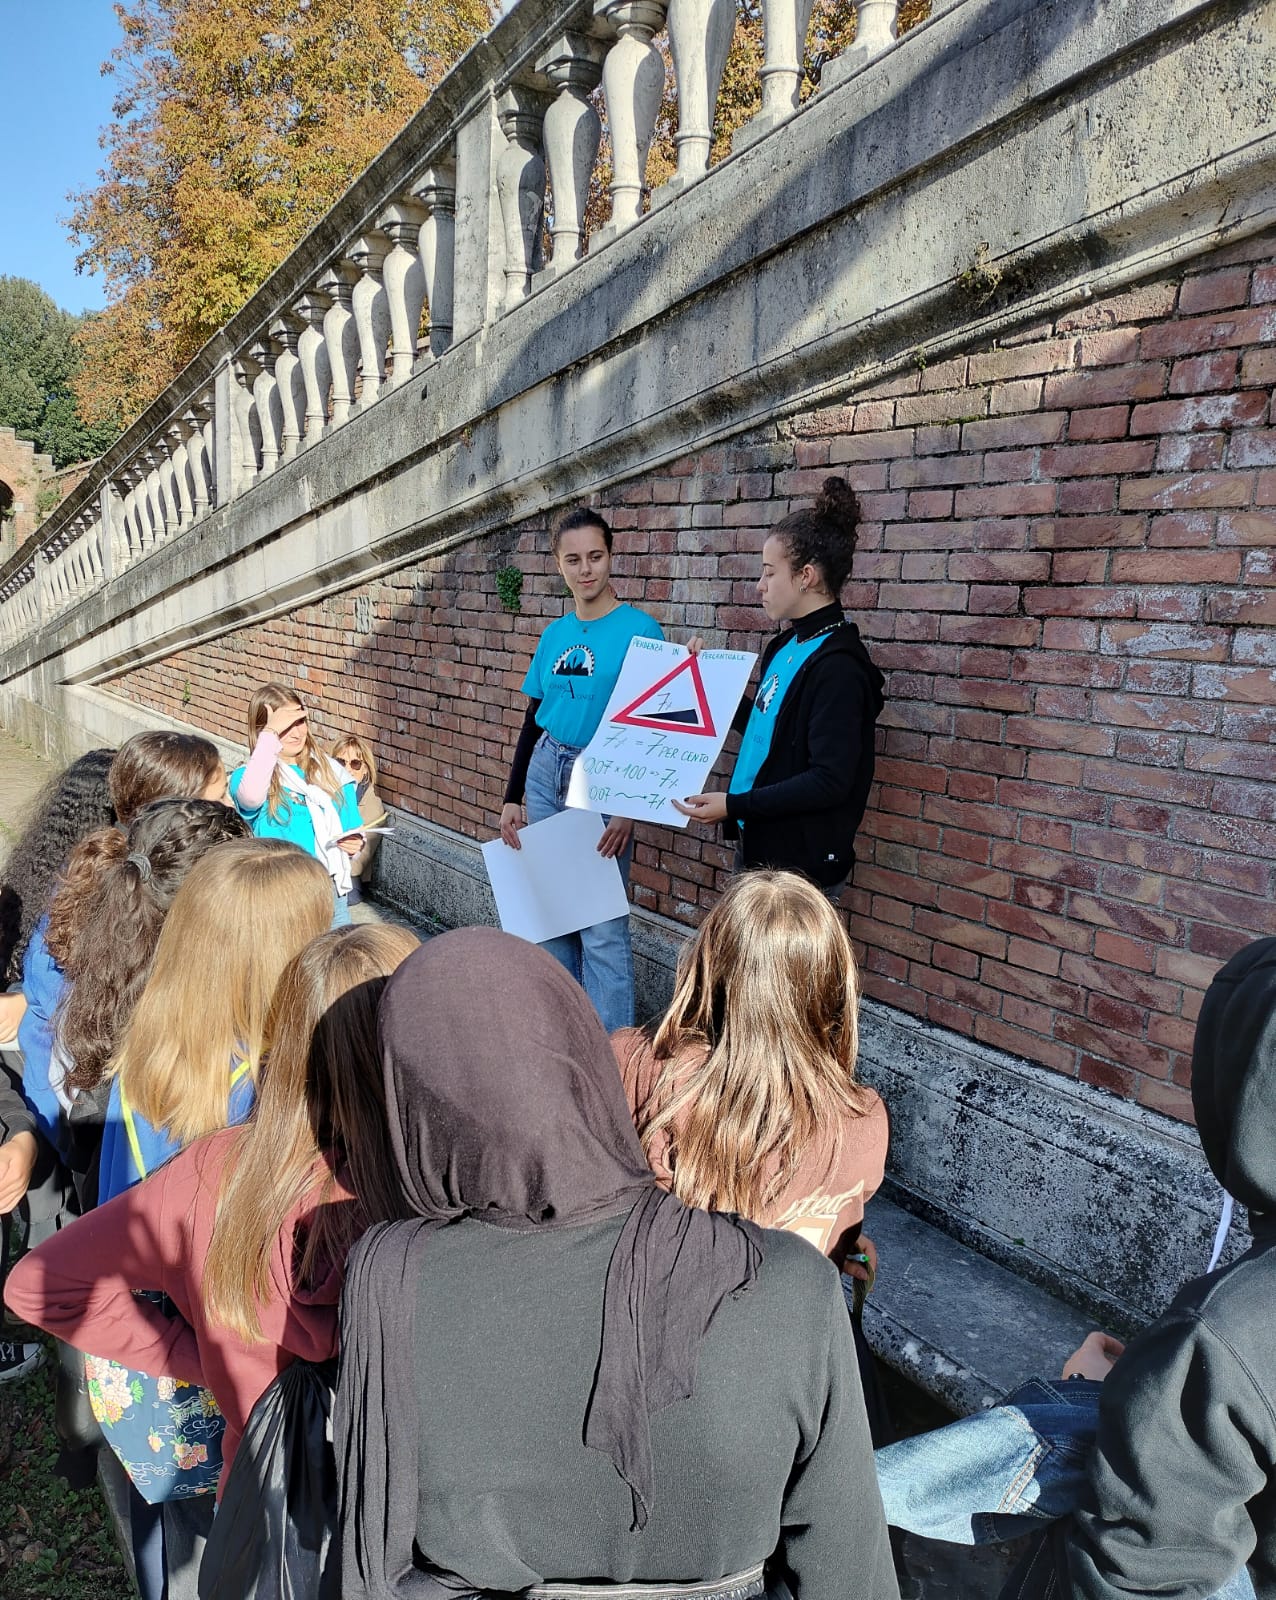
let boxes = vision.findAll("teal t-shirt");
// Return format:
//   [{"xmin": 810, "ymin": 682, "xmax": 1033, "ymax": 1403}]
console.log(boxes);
[
  {"xmin": 523, "ymin": 604, "xmax": 664, "ymax": 750},
  {"xmin": 731, "ymin": 630, "xmax": 835, "ymax": 798},
  {"xmin": 229, "ymin": 760, "xmax": 362, "ymax": 858}
]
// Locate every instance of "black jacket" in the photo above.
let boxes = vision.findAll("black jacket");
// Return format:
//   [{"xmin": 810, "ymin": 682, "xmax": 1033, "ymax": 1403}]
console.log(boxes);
[
  {"xmin": 725, "ymin": 604, "xmax": 884, "ymax": 888},
  {"xmin": 1059, "ymin": 937, "xmax": 1276, "ymax": 1599}
]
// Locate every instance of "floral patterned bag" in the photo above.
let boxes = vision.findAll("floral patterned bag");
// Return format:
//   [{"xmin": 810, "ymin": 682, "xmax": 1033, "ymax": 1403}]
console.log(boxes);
[
  {"xmin": 83, "ymin": 1096, "xmax": 225, "ymax": 1504},
  {"xmin": 85, "ymin": 1348, "xmax": 225, "ymax": 1503}
]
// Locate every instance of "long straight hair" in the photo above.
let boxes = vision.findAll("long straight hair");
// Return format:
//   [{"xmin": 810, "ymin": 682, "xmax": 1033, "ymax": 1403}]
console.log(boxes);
[
  {"xmin": 202, "ymin": 924, "xmax": 419, "ymax": 1342},
  {"xmin": 246, "ymin": 682, "xmax": 343, "ymax": 821},
  {"xmin": 55, "ymin": 800, "xmax": 249, "ymax": 1092},
  {"xmin": 633, "ymin": 870, "xmax": 873, "ymax": 1220},
  {"xmin": 112, "ymin": 839, "xmax": 332, "ymax": 1146}
]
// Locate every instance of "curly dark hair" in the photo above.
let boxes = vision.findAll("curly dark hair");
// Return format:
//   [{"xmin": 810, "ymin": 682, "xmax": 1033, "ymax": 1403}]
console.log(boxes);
[
  {"xmin": 0, "ymin": 749, "xmax": 116, "ymax": 986},
  {"xmin": 770, "ymin": 477, "xmax": 861, "ymax": 597},
  {"xmin": 57, "ymin": 797, "xmax": 249, "ymax": 1092}
]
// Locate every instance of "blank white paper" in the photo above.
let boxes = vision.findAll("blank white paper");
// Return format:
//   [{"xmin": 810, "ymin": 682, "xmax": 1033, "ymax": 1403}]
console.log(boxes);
[{"xmin": 481, "ymin": 807, "xmax": 630, "ymax": 945}]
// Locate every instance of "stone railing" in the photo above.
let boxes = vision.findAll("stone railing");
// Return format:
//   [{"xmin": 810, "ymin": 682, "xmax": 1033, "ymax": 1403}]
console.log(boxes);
[{"xmin": 0, "ymin": 0, "xmax": 916, "ymax": 650}]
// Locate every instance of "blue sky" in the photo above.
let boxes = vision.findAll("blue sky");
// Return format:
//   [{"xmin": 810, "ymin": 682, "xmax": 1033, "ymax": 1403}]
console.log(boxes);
[{"xmin": 0, "ymin": 3, "xmax": 126, "ymax": 314}]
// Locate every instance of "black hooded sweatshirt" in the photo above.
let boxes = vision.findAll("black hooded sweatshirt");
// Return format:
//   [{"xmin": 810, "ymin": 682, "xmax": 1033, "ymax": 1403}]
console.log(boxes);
[
  {"xmin": 724, "ymin": 604, "xmax": 885, "ymax": 888},
  {"xmin": 1058, "ymin": 937, "xmax": 1276, "ymax": 1599}
]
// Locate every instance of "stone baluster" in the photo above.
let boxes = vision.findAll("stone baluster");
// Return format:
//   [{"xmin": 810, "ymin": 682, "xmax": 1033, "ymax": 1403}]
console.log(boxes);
[
  {"xmin": 318, "ymin": 263, "xmax": 360, "ymax": 427},
  {"xmin": 496, "ymin": 85, "xmax": 552, "ymax": 310},
  {"xmin": 180, "ymin": 403, "xmax": 213, "ymax": 515},
  {"xmin": 99, "ymin": 483, "xmax": 120, "ymax": 579},
  {"xmin": 536, "ymin": 34, "xmax": 607, "ymax": 273},
  {"xmin": 296, "ymin": 291, "xmax": 333, "ymax": 446},
  {"xmin": 231, "ymin": 355, "xmax": 263, "ymax": 491},
  {"xmin": 594, "ymin": 0, "xmax": 669, "ymax": 236},
  {"xmin": 157, "ymin": 448, "xmax": 182, "ymax": 537},
  {"xmin": 250, "ymin": 341, "xmax": 284, "ymax": 474},
  {"xmin": 411, "ymin": 161, "xmax": 457, "ymax": 362},
  {"xmin": 142, "ymin": 460, "xmax": 166, "ymax": 545},
  {"xmin": 118, "ymin": 472, "xmax": 143, "ymax": 558},
  {"xmin": 349, "ymin": 232, "xmax": 391, "ymax": 411},
  {"xmin": 269, "ymin": 316, "xmax": 306, "ymax": 460},
  {"xmin": 165, "ymin": 423, "xmax": 195, "ymax": 528},
  {"xmin": 821, "ymin": 0, "xmax": 896, "ymax": 89},
  {"xmin": 378, "ymin": 201, "xmax": 427, "ymax": 385},
  {"xmin": 85, "ymin": 516, "xmax": 105, "ymax": 579},
  {"xmin": 663, "ymin": 0, "xmax": 735, "ymax": 193},
  {"xmin": 736, "ymin": 0, "xmax": 815, "ymax": 147}
]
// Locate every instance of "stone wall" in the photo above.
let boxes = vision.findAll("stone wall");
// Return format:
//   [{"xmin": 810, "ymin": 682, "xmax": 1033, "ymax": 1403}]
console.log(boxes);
[{"xmin": 108, "ymin": 231, "xmax": 1276, "ymax": 1125}]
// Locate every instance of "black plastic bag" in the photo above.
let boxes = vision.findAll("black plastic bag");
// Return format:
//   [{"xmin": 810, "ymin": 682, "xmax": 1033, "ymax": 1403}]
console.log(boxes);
[{"xmin": 198, "ymin": 1359, "xmax": 339, "ymax": 1600}]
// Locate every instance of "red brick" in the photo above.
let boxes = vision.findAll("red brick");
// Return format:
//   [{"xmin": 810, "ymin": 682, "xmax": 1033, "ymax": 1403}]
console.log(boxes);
[
  {"xmin": 1132, "ymin": 392, "xmax": 1268, "ymax": 434},
  {"xmin": 947, "ymin": 552, "xmax": 1051, "ymax": 581},
  {"xmin": 1169, "ymin": 352, "xmax": 1239, "ymax": 394},
  {"xmin": 960, "ymin": 413, "xmax": 1067, "ymax": 451},
  {"xmin": 1099, "ymin": 622, "xmax": 1230, "ymax": 661},
  {"xmin": 1042, "ymin": 441, "xmax": 1157, "ymax": 477},
  {"xmin": 988, "ymin": 378, "xmax": 1045, "ymax": 416},
  {"xmin": 1055, "ymin": 282, "xmax": 1177, "ymax": 331},
  {"xmin": 1090, "ymin": 692, "xmax": 1217, "ymax": 733},
  {"xmin": 1228, "ymin": 429, "xmax": 1276, "ymax": 468},
  {"xmin": 1184, "ymin": 737, "xmax": 1276, "ymax": 781},
  {"xmin": 1140, "ymin": 305, "xmax": 1276, "ymax": 358},
  {"xmin": 937, "ymin": 616, "xmax": 1042, "ymax": 648},
  {"xmin": 1109, "ymin": 551, "xmax": 1241, "ymax": 583},
  {"xmin": 1093, "ymin": 930, "xmax": 1156, "ymax": 973},
  {"xmin": 1118, "ymin": 472, "xmax": 1254, "ymax": 511},
  {"xmin": 1239, "ymin": 349, "xmax": 1276, "ymax": 388},
  {"xmin": 1163, "ymin": 880, "xmax": 1276, "ymax": 934},
  {"xmin": 973, "ymin": 1015, "xmax": 1077, "ymax": 1074},
  {"xmin": 829, "ymin": 430, "xmax": 915, "ymax": 462},
  {"xmin": 955, "ymin": 484, "xmax": 1056, "ymax": 517},
  {"xmin": 1022, "ymin": 585, "xmax": 1136, "ymax": 618},
  {"xmin": 1029, "ymin": 516, "xmax": 1145, "ymax": 549},
  {"xmin": 1217, "ymin": 509, "xmax": 1276, "ymax": 545},
  {"xmin": 1042, "ymin": 364, "xmax": 1167, "ymax": 408},
  {"xmin": 1177, "ymin": 267, "xmax": 1252, "ymax": 315},
  {"xmin": 986, "ymin": 901, "xmax": 1093, "ymax": 952},
  {"xmin": 1205, "ymin": 589, "xmax": 1276, "ymax": 626},
  {"xmin": 1067, "ymin": 406, "xmax": 1128, "ymax": 441},
  {"xmin": 1005, "ymin": 716, "xmax": 1116, "ymax": 756},
  {"xmin": 1001, "ymin": 936, "xmax": 1062, "ymax": 980}
]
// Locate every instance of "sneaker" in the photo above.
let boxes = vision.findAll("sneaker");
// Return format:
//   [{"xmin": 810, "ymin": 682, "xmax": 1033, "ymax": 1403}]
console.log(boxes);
[{"xmin": 0, "ymin": 1340, "xmax": 43, "ymax": 1382}]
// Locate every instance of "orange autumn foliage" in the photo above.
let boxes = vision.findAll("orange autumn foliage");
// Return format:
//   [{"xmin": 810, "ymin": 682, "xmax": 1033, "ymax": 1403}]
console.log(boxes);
[{"xmin": 70, "ymin": 0, "xmax": 489, "ymax": 431}]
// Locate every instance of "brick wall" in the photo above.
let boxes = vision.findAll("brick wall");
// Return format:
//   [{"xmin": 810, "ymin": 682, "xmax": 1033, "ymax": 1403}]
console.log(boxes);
[{"xmin": 108, "ymin": 229, "xmax": 1276, "ymax": 1124}]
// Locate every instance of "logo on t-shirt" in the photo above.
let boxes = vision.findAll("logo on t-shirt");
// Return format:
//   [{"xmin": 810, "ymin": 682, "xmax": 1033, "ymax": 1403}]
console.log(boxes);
[
  {"xmin": 756, "ymin": 672, "xmax": 781, "ymax": 715},
  {"xmin": 551, "ymin": 644, "xmax": 596, "ymax": 678}
]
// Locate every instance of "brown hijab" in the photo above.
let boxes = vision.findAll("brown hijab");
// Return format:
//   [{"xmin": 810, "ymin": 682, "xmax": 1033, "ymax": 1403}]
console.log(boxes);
[{"xmin": 334, "ymin": 930, "xmax": 763, "ymax": 1599}]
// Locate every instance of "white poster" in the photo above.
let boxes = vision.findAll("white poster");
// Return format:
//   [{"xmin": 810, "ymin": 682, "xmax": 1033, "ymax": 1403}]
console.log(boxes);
[
  {"xmin": 566, "ymin": 638, "xmax": 757, "ymax": 828},
  {"xmin": 481, "ymin": 808, "xmax": 630, "ymax": 944}
]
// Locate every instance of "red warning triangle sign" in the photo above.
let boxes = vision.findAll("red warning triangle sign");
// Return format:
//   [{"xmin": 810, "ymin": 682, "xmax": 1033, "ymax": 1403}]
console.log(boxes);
[{"xmin": 613, "ymin": 655, "xmax": 717, "ymax": 737}]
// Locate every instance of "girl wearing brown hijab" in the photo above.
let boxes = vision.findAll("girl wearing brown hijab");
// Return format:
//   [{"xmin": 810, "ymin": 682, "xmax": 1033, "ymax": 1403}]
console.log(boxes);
[{"xmin": 334, "ymin": 929, "xmax": 898, "ymax": 1600}]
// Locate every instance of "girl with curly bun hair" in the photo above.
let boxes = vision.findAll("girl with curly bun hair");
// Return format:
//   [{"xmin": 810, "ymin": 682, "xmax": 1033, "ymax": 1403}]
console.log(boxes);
[{"xmin": 675, "ymin": 477, "xmax": 884, "ymax": 895}]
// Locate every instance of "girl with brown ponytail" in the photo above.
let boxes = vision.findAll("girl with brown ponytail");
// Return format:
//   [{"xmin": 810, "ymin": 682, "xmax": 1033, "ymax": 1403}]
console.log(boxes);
[{"xmin": 674, "ymin": 477, "xmax": 884, "ymax": 896}]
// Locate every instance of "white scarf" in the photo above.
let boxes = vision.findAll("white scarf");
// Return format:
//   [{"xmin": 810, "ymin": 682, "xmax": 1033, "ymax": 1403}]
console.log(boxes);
[{"xmin": 276, "ymin": 756, "xmax": 354, "ymax": 898}]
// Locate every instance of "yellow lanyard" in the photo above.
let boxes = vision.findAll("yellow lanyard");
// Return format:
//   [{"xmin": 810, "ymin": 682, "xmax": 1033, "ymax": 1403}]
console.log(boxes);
[{"xmin": 120, "ymin": 1055, "xmax": 251, "ymax": 1181}]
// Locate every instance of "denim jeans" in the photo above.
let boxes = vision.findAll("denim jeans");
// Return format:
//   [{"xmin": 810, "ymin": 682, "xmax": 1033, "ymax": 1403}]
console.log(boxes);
[
  {"xmin": 524, "ymin": 733, "xmax": 635, "ymax": 1033},
  {"xmin": 875, "ymin": 1376, "xmax": 1256, "ymax": 1600}
]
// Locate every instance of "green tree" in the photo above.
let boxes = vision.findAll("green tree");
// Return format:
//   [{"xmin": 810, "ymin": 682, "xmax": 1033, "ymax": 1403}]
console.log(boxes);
[{"xmin": 0, "ymin": 278, "xmax": 117, "ymax": 468}]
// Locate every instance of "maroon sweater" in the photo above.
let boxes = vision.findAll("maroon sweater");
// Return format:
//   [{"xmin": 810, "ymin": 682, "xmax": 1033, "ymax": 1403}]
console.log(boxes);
[{"xmin": 5, "ymin": 1128, "xmax": 353, "ymax": 1490}]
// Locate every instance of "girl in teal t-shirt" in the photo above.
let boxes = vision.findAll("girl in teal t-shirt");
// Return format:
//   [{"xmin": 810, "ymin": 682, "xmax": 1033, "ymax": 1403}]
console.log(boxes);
[
  {"xmin": 499, "ymin": 508, "xmax": 663, "ymax": 1031},
  {"xmin": 230, "ymin": 683, "xmax": 365, "ymax": 924}
]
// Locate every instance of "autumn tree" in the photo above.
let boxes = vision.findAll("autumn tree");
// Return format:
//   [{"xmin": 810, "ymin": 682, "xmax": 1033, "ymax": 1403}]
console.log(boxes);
[
  {"xmin": 0, "ymin": 278, "xmax": 118, "ymax": 468},
  {"xmin": 70, "ymin": 0, "xmax": 490, "ymax": 431}
]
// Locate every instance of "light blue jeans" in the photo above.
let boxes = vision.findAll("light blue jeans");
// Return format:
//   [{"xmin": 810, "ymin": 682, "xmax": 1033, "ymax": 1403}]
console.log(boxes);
[
  {"xmin": 875, "ymin": 1376, "xmax": 1256, "ymax": 1600},
  {"xmin": 524, "ymin": 733, "xmax": 635, "ymax": 1033}
]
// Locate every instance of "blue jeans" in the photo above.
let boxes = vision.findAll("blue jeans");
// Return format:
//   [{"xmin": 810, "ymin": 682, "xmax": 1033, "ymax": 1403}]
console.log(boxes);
[
  {"xmin": 875, "ymin": 1376, "xmax": 1256, "ymax": 1600},
  {"xmin": 524, "ymin": 733, "xmax": 635, "ymax": 1033},
  {"xmin": 330, "ymin": 890, "xmax": 351, "ymax": 927}
]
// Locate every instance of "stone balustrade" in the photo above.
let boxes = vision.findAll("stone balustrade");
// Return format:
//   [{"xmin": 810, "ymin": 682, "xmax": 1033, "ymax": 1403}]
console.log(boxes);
[{"xmin": 0, "ymin": 0, "xmax": 914, "ymax": 649}]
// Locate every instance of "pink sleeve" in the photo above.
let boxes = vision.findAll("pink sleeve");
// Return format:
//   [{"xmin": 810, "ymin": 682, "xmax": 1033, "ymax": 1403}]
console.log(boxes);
[
  {"xmin": 3, "ymin": 1168, "xmax": 205, "ymax": 1386},
  {"xmin": 234, "ymin": 730, "xmax": 282, "ymax": 814}
]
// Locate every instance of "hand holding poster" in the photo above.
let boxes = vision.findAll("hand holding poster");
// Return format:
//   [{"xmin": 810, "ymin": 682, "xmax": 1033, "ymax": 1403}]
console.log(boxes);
[{"xmin": 566, "ymin": 638, "xmax": 756, "ymax": 827}]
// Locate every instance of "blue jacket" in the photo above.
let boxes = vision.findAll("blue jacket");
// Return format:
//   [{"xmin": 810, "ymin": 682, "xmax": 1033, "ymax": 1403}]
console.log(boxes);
[
  {"xmin": 18, "ymin": 918, "xmax": 68, "ymax": 1151},
  {"xmin": 97, "ymin": 1056, "xmax": 257, "ymax": 1203}
]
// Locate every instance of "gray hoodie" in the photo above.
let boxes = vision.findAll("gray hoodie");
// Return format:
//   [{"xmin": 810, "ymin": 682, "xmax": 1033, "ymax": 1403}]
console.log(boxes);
[{"xmin": 1061, "ymin": 937, "xmax": 1276, "ymax": 1598}]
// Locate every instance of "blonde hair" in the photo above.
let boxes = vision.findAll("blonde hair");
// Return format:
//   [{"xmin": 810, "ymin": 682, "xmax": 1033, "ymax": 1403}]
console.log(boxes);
[
  {"xmin": 247, "ymin": 682, "xmax": 342, "ymax": 822},
  {"xmin": 112, "ymin": 839, "xmax": 332, "ymax": 1147},
  {"xmin": 331, "ymin": 733, "xmax": 377, "ymax": 790},
  {"xmin": 633, "ymin": 870, "xmax": 873, "ymax": 1220},
  {"xmin": 203, "ymin": 924, "xmax": 418, "ymax": 1342}
]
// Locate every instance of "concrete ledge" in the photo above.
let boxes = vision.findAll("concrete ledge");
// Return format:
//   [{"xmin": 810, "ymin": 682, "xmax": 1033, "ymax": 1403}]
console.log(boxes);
[{"xmin": 863, "ymin": 1197, "xmax": 1095, "ymax": 1414}]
